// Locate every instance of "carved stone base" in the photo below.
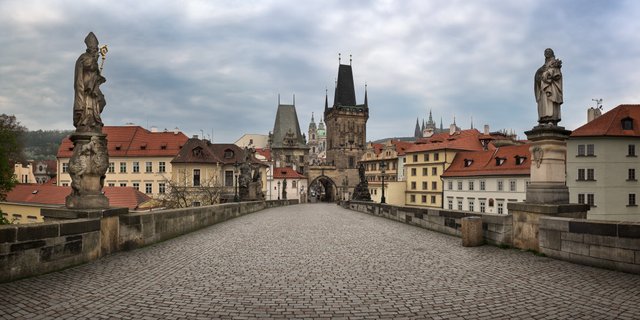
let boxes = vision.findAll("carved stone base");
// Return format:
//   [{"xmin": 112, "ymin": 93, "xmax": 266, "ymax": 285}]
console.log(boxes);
[
  {"xmin": 352, "ymin": 182, "xmax": 372, "ymax": 202},
  {"xmin": 526, "ymin": 183, "xmax": 569, "ymax": 204},
  {"xmin": 66, "ymin": 194, "xmax": 110, "ymax": 210}
]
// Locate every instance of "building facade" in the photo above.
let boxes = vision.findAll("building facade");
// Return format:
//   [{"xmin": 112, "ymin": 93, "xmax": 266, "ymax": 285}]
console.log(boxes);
[
  {"xmin": 360, "ymin": 140, "xmax": 412, "ymax": 206},
  {"xmin": 271, "ymin": 167, "xmax": 308, "ymax": 202},
  {"xmin": 567, "ymin": 104, "xmax": 640, "ymax": 221},
  {"xmin": 57, "ymin": 126, "xmax": 188, "ymax": 198},
  {"xmin": 269, "ymin": 101, "xmax": 309, "ymax": 174},
  {"xmin": 442, "ymin": 144, "xmax": 530, "ymax": 215},
  {"xmin": 307, "ymin": 113, "xmax": 327, "ymax": 165}
]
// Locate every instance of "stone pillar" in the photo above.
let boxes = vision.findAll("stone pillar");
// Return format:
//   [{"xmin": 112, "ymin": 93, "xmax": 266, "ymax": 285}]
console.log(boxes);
[
  {"xmin": 524, "ymin": 125, "xmax": 572, "ymax": 204},
  {"xmin": 65, "ymin": 132, "xmax": 110, "ymax": 209},
  {"xmin": 461, "ymin": 216, "xmax": 484, "ymax": 247}
]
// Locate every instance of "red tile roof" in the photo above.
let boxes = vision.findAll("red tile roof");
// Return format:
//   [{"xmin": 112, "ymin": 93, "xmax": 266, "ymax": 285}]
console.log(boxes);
[
  {"xmin": 172, "ymin": 139, "xmax": 266, "ymax": 166},
  {"xmin": 441, "ymin": 144, "xmax": 531, "ymax": 177},
  {"xmin": 273, "ymin": 167, "xmax": 305, "ymax": 179},
  {"xmin": 5, "ymin": 184, "xmax": 152, "ymax": 210},
  {"xmin": 254, "ymin": 148, "xmax": 271, "ymax": 162},
  {"xmin": 571, "ymin": 104, "xmax": 640, "ymax": 137},
  {"xmin": 406, "ymin": 129, "xmax": 492, "ymax": 153},
  {"xmin": 367, "ymin": 140, "xmax": 414, "ymax": 157},
  {"xmin": 57, "ymin": 126, "xmax": 189, "ymax": 158}
]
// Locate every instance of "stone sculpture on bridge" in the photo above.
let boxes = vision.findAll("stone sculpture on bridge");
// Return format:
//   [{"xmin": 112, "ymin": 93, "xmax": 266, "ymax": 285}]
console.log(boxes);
[
  {"xmin": 351, "ymin": 163, "xmax": 371, "ymax": 201},
  {"xmin": 534, "ymin": 48, "xmax": 563, "ymax": 126}
]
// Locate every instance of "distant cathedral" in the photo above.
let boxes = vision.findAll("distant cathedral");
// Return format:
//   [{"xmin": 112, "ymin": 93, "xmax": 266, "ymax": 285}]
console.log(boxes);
[
  {"xmin": 307, "ymin": 112, "xmax": 326, "ymax": 165},
  {"xmin": 414, "ymin": 110, "xmax": 449, "ymax": 138}
]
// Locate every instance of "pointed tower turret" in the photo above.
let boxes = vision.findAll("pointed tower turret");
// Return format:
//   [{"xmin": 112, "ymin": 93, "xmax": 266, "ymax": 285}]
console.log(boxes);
[
  {"xmin": 414, "ymin": 118, "xmax": 421, "ymax": 138},
  {"xmin": 364, "ymin": 83, "xmax": 368, "ymax": 109},
  {"xmin": 324, "ymin": 89, "xmax": 329, "ymax": 113}
]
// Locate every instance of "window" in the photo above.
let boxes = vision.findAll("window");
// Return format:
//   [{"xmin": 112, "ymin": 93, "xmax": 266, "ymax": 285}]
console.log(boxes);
[
  {"xmin": 432, "ymin": 181, "xmax": 437, "ymax": 190},
  {"xmin": 192, "ymin": 201, "xmax": 201, "ymax": 207},
  {"xmin": 62, "ymin": 183, "xmax": 69, "ymax": 187},
  {"xmin": 133, "ymin": 182, "xmax": 139, "ymax": 190},
  {"xmin": 411, "ymin": 181, "xmax": 416, "ymax": 190},
  {"xmin": 193, "ymin": 169, "xmax": 201, "ymax": 186},
  {"xmin": 468, "ymin": 181, "xmax": 474, "ymax": 191},
  {"xmin": 495, "ymin": 157, "xmax": 506, "ymax": 166},
  {"xmin": 422, "ymin": 168, "xmax": 428, "ymax": 176},
  {"xmin": 629, "ymin": 169, "xmax": 636, "ymax": 181},
  {"xmin": 448, "ymin": 181, "xmax": 453, "ymax": 190},
  {"xmin": 120, "ymin": 183, "xmax": 127, "ymax": 187},
  {"xmin": 468, "ymin": 199, "xmax": 475, "ymax": 212},
  {"xmin": 457, "ymin": 181, "xmax": 463, "ymax": 190},
  {"xmin": 578, "ymin": 193, "xmax": 585, "ymax": 204},
  {"xmin": 629, "ymin": 144, "xmax": 637, "ymax": 157},
  {"xmin": 286, "ymin": 155, "xmax": 292, "ymax": 163},
  {"xmin": 479, "ymin": 200, "xmax": 486, "ymax": 213},
  {"xmin": 587, "ymin": 144, "xmax": 595, "ymax": 156},
  {"xmin": 457, "ymin": 199, "xmax": 463, "ymax": 210},
  {"xmin": 145, "ymin": 183, "xmax": 152, "ymax": 194},
  {"xmin": 421, "ymin": 195, "xmax": 427, "ymax": 203},
  {"xmin": 133, "ymin": 162, "xmax": 140, "ymax": 173},
  {"xmin": 62, "ymin": 163, "xmax": 68, "ymax": 173},
  {"xmin": 224, "ymin": 150, "xmax": 234, "ymax": 159},
  {"xmin": 434, "ymin": 153, "xmax": 439, "ymax": 161},
  {"xmin": 225, "ymin": 170, "xmax": 234, "ymax": 187},
  {"xmin": 578, "ymin": 169, "xmax": 585, "ymax": 181},
  {"xmin": 145, "ymin": 162, "xmax": 152, "ymax": 173},
  {"xmin": 480, "ymin": 180, "xmax": 486, "ymax": 191},
  {"xmin": 509, "ymin": 180, "xmax": 516, "ymax": 192},
  {"xmin": 299, "ymin": 155, "xmax": 304, "ymax": 163},
  {"xmin": 448, "ymin": 198, "xmax": 453, "ymax": 210},
  {"xmin": 431, "ymin": 195, "xmax": 436, "ymax": 203},
  {"xmin": 422, "ymin": 181, "xmax": 428, "ymax": 190},
  {"xmin": 587, "ymin": 194, "xmax": 595, "ymax": 207},
  {"xmin": 292, "ymin": 180, "xmax": 297, "ymax": 189},
  {"xmin": 432, "ymin": 167, "xmax": 437, "ymax": 175},
  {"xmin": 411, "ymin": 168, "xmax": 417, "ymax": 176},
  {"xmin": 497, "ymin": 180, "xmax": 504, "ymax": 191},
  {"xmin": 159, "ymin": 162, "xmax": 166, "ymax": 173},
  {"xmin": 159, "ymin": 183, "xmax": 166, "ymax": 194},
  {"xmin": 423, "ymin": 154, "xmax": 429, "ymax": 161},
  {"xmin": 622, "ymin": 117, "xmax": 634, "ymax": 130},
  {"xmin": 108, "ymin": 183, "xmax": 115, "ymax": 187},
  {"xmin": 515, "ymin": 156, "xmax": 526, "ymax": 165},
  {"xmin": 629, "ymin": 194, "xmax": 637, "ymax": 206},
  {"xmin": 464, "ymin": 159, "xmax": 473, "ymax": 167},
  {"xmin": 587, "ymin": 169, "xmax": 595, "ymax": 181},
  {"xmin": 577, "ymin": 144, "xmax": 585, "ymax": 156},
  {"xmin": 108, "ymin": 162, "xmax": 115, "ymax": 173},
  {"xmin": 412, "ymin": 155, "xmax": 418, "ymax": 162},
  {"xmin": 497, "ymin": 201, "xmax": 504, "ymax": 214},
  {"xmin": 410, "ymin": 195, "xmax": 416, "ymax": 203},
  {"xmin": 120, "ymin": 162, "xmax": 126, "ymax": 173}
]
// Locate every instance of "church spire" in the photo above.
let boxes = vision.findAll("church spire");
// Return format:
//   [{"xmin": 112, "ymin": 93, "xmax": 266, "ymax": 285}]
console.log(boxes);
[
  {"xmin": 414, "ymin": 118, "xmax": 421, "ymax": 138},
  {"xmin": 311, "ymin": 112, "xmax": 315, "ymax": 123},
  {"xmin": 470, "ymin": 116, "xmax": 474, "ymax": 130},
  {"xmin": 324, "ymin": 88, "xmax": 329, "ymax": 113},
  {"xmin": 364, "ymin": 83, "xmax": 368, "ymax": 108},
  {"xmin": 440, "ymin": 117, "xmax": 443, "ymax": 130},
  {"xmin": 428, "ymin": 109, "xmax": 433, "ymax": 123}
]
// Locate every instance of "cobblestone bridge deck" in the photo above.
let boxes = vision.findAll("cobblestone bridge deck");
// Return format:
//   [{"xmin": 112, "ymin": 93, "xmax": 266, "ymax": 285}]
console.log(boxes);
[{"xmin": 1, "ymin": 203, "xmax": 640, "ymax": 319}]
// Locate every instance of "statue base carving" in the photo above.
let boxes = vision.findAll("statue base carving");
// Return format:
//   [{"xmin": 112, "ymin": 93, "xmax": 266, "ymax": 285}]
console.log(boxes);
[
  {"xmin": 352, "ymin": 182, "xmax": 372, "ymax": 202},
  {"xmin": 66, "ymin": 132, "xmax": 110, "ymax": 209},
  {"xmin": 248, "ymin": 181, "xmax": 265, "ymax": 201}
]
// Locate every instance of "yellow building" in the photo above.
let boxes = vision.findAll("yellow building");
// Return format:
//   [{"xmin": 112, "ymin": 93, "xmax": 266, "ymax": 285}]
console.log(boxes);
[
  {"xmin": 57, "ymin": 126, "xmax": 188, "ymax": 198},
  {"xmin": 171, "ymin": 138, "xmax": 268, "ymax": 206},
  {"xmin": 360, "ymin": 140, "xmax": 413, "ymax": 206},
  {"xmin": 404, "ymin": 128, "xmax": 490, "ymax": 208}
]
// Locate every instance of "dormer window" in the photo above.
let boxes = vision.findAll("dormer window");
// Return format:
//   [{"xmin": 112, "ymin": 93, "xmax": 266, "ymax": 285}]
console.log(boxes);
[
  {"xmin": 115, "ymin": 144, "xmax": 122, "ymax": 151},
  {"xmin": 464, "ymin": 159, "xmax": 473, "ymax": 167},
  {"xmin": 192, "ymin": 146, "xmax": 203, "ymax": 157},
  {"xmin": 515, "ymin": 156, "xmax": 527, "ymax": 165},
  {"xmin": 224, "ymin": 149, "xmax": 234, "ymax": 159},
  {"xmin": 622, "ymin": 117, "xmax": 634, "ymax": 130},
  {"xmin": 495, "ymin": 157, "xmax": 506, "ymax": 166},
  {"xmin": 160, "ymin": 143, "xmax": 167, "ymax": 150},
  {"xmin": 140, "ymin": 143, "xmax": 147, "ymax": 150}
]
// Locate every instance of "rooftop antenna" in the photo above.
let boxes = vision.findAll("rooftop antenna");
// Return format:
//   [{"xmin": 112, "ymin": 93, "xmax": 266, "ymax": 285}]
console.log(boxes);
[
  {"xmin": 592, "ymin": 98, "xmax": 603, "ymax": 109},
  {"xmin": 350, "ymin": 54, "xmax": 352, "ymax": 66},
  {"xmin": 200, "ymin": 129, "xmax": 204, "ymax": 139},
  {"xmin": 338, "ymin": 52, "xmax": 341, "ymax": 64}
]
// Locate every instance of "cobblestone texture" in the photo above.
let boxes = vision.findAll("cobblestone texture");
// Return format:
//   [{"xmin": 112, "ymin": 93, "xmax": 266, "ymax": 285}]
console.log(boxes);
[{"xmin": 1, "ymin": 203, "xmax": 640, "ymax": 319}]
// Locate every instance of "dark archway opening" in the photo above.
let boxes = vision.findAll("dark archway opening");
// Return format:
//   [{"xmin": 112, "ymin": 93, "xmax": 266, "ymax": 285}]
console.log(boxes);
[{"xmin": 309, "ymin": 176, "xmax": 336, "ymax": 203}]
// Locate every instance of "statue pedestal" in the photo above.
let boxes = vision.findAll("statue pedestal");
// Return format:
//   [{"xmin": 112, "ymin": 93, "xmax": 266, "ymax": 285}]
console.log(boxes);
[
  {"xmin": 352, "ymin": 182, "xmax": 372, "ymax": 202},
  {"xmin": 524, "ymin": 125, "xmax": 572, "ymax": 204},
  {"xmin": 66, "ymin": 132, "xmax": 110, "ymax": 209}
]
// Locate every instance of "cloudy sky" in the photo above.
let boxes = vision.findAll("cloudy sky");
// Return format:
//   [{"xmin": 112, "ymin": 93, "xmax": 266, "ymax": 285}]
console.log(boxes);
[{"xmin": 2, "ymin": 0, "xmax": 640, "ymax": 143}]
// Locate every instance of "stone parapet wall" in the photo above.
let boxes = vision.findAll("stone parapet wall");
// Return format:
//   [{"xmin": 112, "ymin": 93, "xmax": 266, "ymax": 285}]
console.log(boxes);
[
  {"xmin": 346, "ymin": 201, "xmax": 512, "ymax": 246},
  {"xmin": 0, "ymin": 200, "xmax": 297, "ymax": 283},
  {"xmin": 539, "ymin": 217, "xmax": 640, "ymax": 274}
]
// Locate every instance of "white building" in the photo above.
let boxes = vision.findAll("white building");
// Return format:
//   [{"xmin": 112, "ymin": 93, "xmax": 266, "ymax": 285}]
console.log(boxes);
[
  {"xmin": 271, "ymin": 167, "xmax": 308, "ymax": 202},
  {"xmin": 234, "ymin": 134, "xmax": 269, "ymax": 149},
  {"xmin": 442, "ymin": 144, "xmax": 530, "ymax": 215},
  {"xmin": 567, "ymin": 104, "xmax": 640, "ymax": 221}
]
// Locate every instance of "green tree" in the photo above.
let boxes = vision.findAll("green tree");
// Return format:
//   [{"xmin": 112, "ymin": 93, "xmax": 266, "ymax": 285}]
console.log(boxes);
[{"xmin": 0, "ymin": 114, "xmax": 26, "ymax": 201}]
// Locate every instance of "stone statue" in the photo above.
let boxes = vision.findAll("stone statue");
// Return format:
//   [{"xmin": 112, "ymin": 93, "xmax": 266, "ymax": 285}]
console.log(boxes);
[
  {"xmin": 282, "ymin": 178, "xmax": 287, "ymax": 200},
  {"xmin": 534, "ymin": 48, "xmax": 563, "ymax": 126},
  {"xmin": 74, "ymin": 32, "xmax": 107, "ymax": 133},
  {"xmin": 66, "ymin": 32, "xmax": 110, "ymax": 209},
  {"xmin": 238, "ymin": 148, "xmax": 252, "ymax": 200},
  {"xmin": 358, "ymin": 162, "xmax": 366, "ymax": 183},
  {"xmin": 352, "ymin": 163, "xmax": 371, "ymax": 201}
]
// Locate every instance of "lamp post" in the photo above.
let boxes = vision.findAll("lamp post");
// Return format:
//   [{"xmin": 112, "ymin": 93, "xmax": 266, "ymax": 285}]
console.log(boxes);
[
  {"xmin": 233, "ymin": 160, "xmax": 239, "ymax": 202},
  {"xmin": 380, "ymin": 161, "xmax": 387, "ymax": 204},
  {"xmin": 277, "ymin": 181, "xmax": 281, "ymax": 200}
]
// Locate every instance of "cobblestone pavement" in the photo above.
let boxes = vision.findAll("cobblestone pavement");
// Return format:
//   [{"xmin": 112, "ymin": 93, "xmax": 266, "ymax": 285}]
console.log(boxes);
[{"xmin": 1, "ymin": 204, "xmax": 640, "ymax": 319}]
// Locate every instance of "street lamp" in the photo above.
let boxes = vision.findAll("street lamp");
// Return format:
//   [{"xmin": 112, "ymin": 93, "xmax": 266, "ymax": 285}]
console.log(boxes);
[
  {"xmin": 277, "ymin": 181, "xmax": 281, "ymax": 200},
  {"xmin": 380, "ymin": 161, "xmax": 387, "ymax": 204},
  {"xmin": 233, "ymin": 160, "xmax": 239, "ymax": 202}
]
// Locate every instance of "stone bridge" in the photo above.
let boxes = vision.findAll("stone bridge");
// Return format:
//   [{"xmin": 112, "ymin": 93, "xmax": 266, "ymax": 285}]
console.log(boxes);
[{"xmin": 1, "ymin": 203, "xmax": 639, "ymax": 319}]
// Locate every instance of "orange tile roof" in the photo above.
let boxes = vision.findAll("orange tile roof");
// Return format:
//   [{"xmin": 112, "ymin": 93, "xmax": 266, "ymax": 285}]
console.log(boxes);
[
  {"xmin": 255, "ymin": 148, "xmax": 271, "ymax": 161},
  {"xmin": 405, "ymin": 129, "xmax": 491, "ymax": 153},
  {"xmin": 571, "ymin": 104, "xmax": 640, "ymax": 137},
  {"xmin": 368, "ymin": 140, "xmax": 414, "ymax": 157},
  {"xmin": 57, "ymin": 126, "xmax": 189, "ymax": 158},
  {"xmin": 441, "ymin": 144, "xmax": 531, "ymax": 177},
  {"xmin": 273, "ymin": 167, "xmax": 305, "ymax": 179},
  {"xmin": 5, "ymin": 184, "xmax": 152, "ymax": 210}
]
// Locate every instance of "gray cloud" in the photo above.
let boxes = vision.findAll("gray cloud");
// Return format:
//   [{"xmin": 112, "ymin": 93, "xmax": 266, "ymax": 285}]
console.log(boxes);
[{"xmin": 1, "ymin": 0, "xmax": 639, "ymax": 143}]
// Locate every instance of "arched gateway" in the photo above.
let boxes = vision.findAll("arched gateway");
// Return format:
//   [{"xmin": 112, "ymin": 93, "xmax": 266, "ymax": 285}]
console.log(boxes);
[{"xmin": 308, "ymin": 175, "xmax": 337, "ymax": 203}]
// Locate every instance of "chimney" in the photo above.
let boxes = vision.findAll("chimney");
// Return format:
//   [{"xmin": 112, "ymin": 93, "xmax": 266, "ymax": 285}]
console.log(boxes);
[
  {"xmin": 173, "ymin": 127, "xmax": 180, "ymax": 135},
  {"xmin": 484, "ymin": 124, "xmax": 490, "ymax": 135},
  {"xmin": 193, "ymin": 135, "xmax": 199, "ymax": 139},
  {"xmin": 150, "ymin": 126, "xmax": 158, "ymax": 133},
  {"xmin": 449, "ymin": 123, "xmax": 456, "ymax": 135},
  {"xmin": 587, "ymin": 107, "xmax": 602, "ymax": 123}
]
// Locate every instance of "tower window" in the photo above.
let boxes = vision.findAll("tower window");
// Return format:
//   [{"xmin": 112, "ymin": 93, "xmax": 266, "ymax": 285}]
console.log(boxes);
[{"xmin": 622, "ymin": 117, "xmax": 634, "ymax": 130}]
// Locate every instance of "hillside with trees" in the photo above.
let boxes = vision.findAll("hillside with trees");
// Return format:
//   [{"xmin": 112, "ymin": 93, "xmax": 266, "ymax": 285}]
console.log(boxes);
[{"xmin": 23, "ymin": 129, "xmax": 73, "ymax": 160}]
